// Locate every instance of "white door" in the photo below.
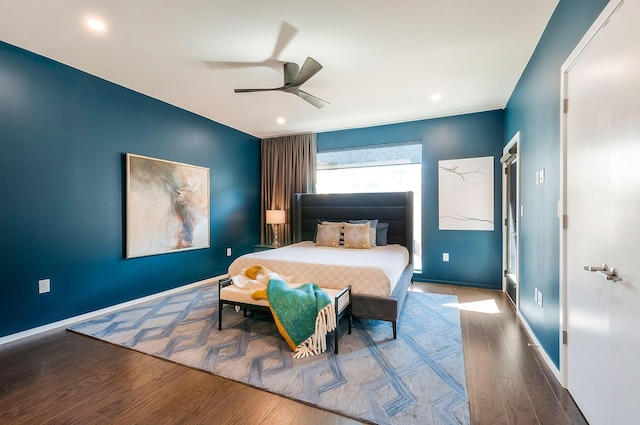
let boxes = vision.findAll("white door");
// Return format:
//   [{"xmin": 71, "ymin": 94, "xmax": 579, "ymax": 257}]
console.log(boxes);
[{"xmin": 564, "ymin": 1, "xmax": 640, "ymax": 424}]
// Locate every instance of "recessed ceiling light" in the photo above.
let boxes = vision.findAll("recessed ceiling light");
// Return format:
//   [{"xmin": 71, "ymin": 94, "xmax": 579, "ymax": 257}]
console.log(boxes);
[
  {"xmin": 276, "ymin": 117, "xmax": 286, "ymax": 125},
  {"xmin": 86, "ymin": 18, "xmax": 106, "ymax": 32},
  {"xmin": 431, "ymin": 93, "xmax": 442, "ymax": 102}
]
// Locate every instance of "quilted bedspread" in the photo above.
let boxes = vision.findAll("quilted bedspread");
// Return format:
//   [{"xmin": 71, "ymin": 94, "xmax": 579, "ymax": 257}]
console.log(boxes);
[{"xmin": 228, "ymin": 241, "xmax": 409, "ymax": 297}]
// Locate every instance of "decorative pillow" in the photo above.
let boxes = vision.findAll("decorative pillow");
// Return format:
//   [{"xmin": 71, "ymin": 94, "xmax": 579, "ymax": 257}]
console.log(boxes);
[
  {"xmin": 312, "ymin": 219, "xmax": 322, "ymax": 242},
  {"xmin": 321, "ymin": 221, "xmax": 345, "ymax": 245},
  {"xmin": 343, "ymin": 222, "xmax": 371, "ymax": 249},
  {"xmin": 349, "ymin": 219, "xmax": 379, "ymax": 228},
  {"xmin": 315, "ymin": 224, "xmax": 341, "ymax": 247},
  {"xmin": 349, "ymin": 219, "xmax": 379, "ymax": 246},
  {"xmin": 313, "ymin": 219, "xmax": 343, "ymax": 243},
  {"xmin": 376, "ymin": 222, "xmax": 389, "ymax": 246}
]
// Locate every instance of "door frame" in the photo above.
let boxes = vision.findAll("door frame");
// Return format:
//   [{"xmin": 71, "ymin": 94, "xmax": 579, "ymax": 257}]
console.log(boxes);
[
  {"xmin": 558, "ymin": 0, "xmax": 624, "ymax": 389},
  {"xmin": 502, "ymin": 131, "xmax": 520, "ymax": 308}
]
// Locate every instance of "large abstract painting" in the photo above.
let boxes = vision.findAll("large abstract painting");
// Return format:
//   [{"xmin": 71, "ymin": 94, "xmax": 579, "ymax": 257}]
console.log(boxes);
[
  {"xmin": 438, "ymin": 156, "xmax": 494, "ymax": 231},
  {"xmin": 126, "ymin": 153, "xmax": 210, "ymax": 258}
]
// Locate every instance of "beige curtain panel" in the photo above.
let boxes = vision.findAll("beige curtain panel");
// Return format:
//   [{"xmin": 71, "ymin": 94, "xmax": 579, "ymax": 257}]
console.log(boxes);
[{"xmin": 260, "ymin": 133, "xmax": 317, "ymax": 245}]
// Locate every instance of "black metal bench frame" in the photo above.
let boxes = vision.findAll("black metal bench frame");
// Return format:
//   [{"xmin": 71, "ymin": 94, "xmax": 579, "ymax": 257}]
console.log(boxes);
[{"xmin": 218, "ymin": 277, "xmax": 352, "ymax": 354}]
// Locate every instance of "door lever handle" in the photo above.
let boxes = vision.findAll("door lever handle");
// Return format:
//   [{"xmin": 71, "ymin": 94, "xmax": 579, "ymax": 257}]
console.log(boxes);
[
  {"xmin": 596, "ymin": 268, "xmax": 622, "ymax": 282},
  {"xmin": 584, "ymin": 264, "xmax": 621, "ymax": 282},
  {"xmin": 584, "ymin": 264, "xmax": 608, "ymax": 272}
]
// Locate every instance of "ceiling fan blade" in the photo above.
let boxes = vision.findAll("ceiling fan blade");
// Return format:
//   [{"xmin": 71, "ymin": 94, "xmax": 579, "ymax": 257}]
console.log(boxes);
[
  {"xmin": 270, "ymin": 22, "xmax": 298, "ymax": 60},
  {"xmin": 283, "ymin": 62, "xmax": 300, "ymax": 85},
  {"xmin": 205, "ymin": 23, "xmax": 296, "ymax": 72},
  {"xmin": 234, "ymin": 87, "xmax": 283, "ymax": 93},
  {"xmin": 290, "ymin": 57, "xmax": 323, "ymax": 86},
  {"xmin": 205, "ymin": 60, "xmax": 284, "ymax": 71},
  {"xmin": 297, "ymin": 90, "xmax": 331, "ymax": 108}
]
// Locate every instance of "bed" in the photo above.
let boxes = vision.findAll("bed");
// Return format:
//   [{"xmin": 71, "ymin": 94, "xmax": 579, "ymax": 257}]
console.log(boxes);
[{"xmin": 228, "ymin": 191, "xmax": 414, "ymax": 338}]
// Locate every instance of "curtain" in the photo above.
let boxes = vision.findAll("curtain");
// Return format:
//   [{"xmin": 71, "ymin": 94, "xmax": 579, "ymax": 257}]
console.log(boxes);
[{"xmin": 261, "ymin": 133, "xmax": 317, "ymax": 245}]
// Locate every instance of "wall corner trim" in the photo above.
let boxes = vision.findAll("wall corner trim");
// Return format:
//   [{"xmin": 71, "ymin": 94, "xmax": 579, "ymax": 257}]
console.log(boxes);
[{"xmin": 0, "ymin": 275, "xmax": 228, "ymax": 346}]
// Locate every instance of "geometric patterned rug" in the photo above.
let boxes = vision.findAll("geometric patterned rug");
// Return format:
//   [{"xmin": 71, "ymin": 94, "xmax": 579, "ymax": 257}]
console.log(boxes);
[{"xmin": 68, "ymin": 282, "xmax": 470, "ymax": 425}]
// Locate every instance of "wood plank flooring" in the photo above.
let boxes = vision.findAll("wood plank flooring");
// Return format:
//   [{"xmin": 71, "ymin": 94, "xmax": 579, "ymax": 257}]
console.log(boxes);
[{"xmin": 0, "ymin": 283, "xmax": 587, "ymax": 424}]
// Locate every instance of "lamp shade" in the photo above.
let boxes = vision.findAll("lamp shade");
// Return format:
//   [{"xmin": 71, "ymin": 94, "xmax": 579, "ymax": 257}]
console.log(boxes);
[{"xmin": 265, "ymin": 209, "xmax": 286, "ymax": 224}]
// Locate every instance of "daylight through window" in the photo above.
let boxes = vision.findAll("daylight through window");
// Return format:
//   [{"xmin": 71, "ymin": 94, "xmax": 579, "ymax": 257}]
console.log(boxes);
[{"xmin": 316, "ymin": 141, "xmax": 422, "ymax": 270}]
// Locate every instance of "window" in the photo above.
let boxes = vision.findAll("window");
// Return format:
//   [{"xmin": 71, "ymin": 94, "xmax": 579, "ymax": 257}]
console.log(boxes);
[{"xmin": 316, "ymin": 141, "xmax": 422, "ymax": 270}]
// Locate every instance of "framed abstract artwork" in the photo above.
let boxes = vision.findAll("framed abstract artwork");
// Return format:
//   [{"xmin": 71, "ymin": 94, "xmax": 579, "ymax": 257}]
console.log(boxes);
[
  {"xmin": 126, "ymin": 153, "xmax": 210, "ymax": 258},
  {"xmin": 438, "ymin": 156, "xmax": 494, "ymax": 231}
]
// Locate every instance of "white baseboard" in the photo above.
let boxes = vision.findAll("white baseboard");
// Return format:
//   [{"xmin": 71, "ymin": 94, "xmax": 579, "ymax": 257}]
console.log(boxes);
[
  {"xmin": 517, "ymin": 310, "xmax": 562, "ymax": 384},
  {"xmin": 0, "ymin": 274, "xmax": 227, "ymax": 347}
]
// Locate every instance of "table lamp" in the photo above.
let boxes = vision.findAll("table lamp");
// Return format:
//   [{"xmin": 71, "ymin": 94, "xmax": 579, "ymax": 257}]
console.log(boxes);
[{"xmin": 265, "ymin": 209, "xmax": 286, "ymax": 247}]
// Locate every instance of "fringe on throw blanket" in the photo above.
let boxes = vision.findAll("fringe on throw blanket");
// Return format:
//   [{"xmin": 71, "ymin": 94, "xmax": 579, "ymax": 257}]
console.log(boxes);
[
  {"xmin": 239, "ymin": 270, "xmax": 337, "ymax": 359},
  {"xmin": 293, "ymin": 303, "xmax": 337, "ymax": 359}
]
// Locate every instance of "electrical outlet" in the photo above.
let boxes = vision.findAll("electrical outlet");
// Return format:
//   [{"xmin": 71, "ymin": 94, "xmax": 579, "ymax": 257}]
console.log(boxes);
[
  {"xmin": 38, "ymin": 279, "xmax": 50, "ymax": 294},
  {"xmin": 442, "ymin": 252, "xmax": 449, "ymax": 262},
  {"xmin": 226, "ymin": 247, "xmax": 231, "ymax": 257}
]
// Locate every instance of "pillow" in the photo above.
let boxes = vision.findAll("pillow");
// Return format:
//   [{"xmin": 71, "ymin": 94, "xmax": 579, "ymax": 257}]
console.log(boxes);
[
  {"xmin": 349, "ymin": 219, "xmax": 379, "ymax": 228},
  {"xmin": 349, "ymin": 219, "xmax": 379, "ymax": 246},
  {"xmin": 313, "ymin": 219, "xmax": 343, "ymax": 243},
  {"xmin": 322, "ymin": 220, "xmax": 344, "ymax": 228},
  {"xmin": 343, "ymin": 222, "xmax": 371, "ymax": 249},
  {"xmin": 376, "ymin": 222, "xmax": 389, "ymax": 246},
  {"xmin": 315, "ymin": 224, "xmax": 341, "ymax": 247},
  {"xmin": 321, "ymin": 220, "xmax": 345, "ymax": 245},
  {"xmin": 312, "ymin": 219, "xmax": 322, "ymax": 242}
]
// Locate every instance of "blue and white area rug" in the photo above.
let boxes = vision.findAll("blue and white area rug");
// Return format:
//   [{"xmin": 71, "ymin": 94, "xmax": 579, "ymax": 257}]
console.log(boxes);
[{"xmin": 69, "ymin": 283, "xmax": 470, "ymax": 425}]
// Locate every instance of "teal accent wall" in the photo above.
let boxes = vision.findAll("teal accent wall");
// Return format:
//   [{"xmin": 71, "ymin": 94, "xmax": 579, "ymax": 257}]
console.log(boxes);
[
  {"xmin": 0, "ymin": 41, "xmax": 261, "ymax": 338},
  {"xmin": 504, "ymin": 0, "xmax": 609, "ymax": 367},
  {"xmin": 1, "ymin": 0, "xmax": 610, "ymax": 359},
  {"xmin": 318, "ymin": 110, "xmax": 505, "ymax": 289}
]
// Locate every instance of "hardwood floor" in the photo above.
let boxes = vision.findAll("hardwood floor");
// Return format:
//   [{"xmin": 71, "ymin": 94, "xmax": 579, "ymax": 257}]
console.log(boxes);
[
  {"xmin": 0, "ymin": 283, "xmax": 587, "ymax": 425},
  {"xmin": 413, "ymin": 284, "xmax": 588, "ymax": 425}
]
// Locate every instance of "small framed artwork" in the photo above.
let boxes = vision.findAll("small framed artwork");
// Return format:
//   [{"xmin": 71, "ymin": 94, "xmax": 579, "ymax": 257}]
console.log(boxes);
[
  {"xmin": 438, "ymin": 156, "xmax": 494, "ymax": 231},
  {"xmin": 126, "ymin": 153, "xmax": 210, "ymax": 258}
]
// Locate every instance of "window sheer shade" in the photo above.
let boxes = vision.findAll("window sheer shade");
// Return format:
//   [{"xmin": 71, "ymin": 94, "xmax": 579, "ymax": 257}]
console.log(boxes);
[{"xmin": 317, "ymin": 141, "xmax": 422, "ymax": 170}]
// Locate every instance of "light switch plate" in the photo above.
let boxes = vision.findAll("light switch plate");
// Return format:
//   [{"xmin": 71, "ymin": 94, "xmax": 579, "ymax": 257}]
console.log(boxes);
[
  {"xmin": 38, "ymin": 279, "xmax": 50, "ymax": 294},
  {"xmin": 443, "ymin": 253, "xmax": 449, "ymax": 262}
]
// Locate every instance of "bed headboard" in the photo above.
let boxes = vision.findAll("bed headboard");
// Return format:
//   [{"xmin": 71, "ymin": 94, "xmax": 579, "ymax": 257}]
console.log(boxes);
[{"xmin": 293, "ymin": 191, "xmax": 414, "ymax": 264}]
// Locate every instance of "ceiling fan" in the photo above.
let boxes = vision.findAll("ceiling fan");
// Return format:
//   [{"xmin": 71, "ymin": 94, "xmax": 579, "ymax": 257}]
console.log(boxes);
[
  {"xmin": 234, "ymin": 57, "xmax": 330, "ymax": 108},
  {"xmin": 204, "ymin": 22, "xmax": 297, "ymax": 73}
]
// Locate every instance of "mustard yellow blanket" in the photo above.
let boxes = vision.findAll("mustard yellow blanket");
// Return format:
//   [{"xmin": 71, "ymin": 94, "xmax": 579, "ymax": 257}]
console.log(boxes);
[{"xmin": 252, "ymin": 278, "xmax": 336, "ymax": 358}]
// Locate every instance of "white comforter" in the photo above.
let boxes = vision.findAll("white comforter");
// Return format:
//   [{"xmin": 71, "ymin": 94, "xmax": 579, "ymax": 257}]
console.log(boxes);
[{"xmin": 227, "ymin": 241, "xmax": 410, "ymax": 297}]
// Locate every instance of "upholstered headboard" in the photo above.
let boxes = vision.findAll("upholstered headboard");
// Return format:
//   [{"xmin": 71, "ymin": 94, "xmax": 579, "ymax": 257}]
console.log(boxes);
[{"xmin": 293, "ymin": 191, "xmax": 414, "ymax": 264}]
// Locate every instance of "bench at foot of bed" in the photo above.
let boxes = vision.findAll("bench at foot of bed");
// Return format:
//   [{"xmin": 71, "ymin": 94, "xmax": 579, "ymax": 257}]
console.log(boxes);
[{"xmin": 217, "ymin": 278, "xmax": 352, "ymax": 354}]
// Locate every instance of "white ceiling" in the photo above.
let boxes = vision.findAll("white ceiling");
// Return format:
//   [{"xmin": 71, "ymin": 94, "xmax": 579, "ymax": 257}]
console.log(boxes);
[{"xmin": 0, "ymin": 0, "xmax": 559, "ymax": 139}]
